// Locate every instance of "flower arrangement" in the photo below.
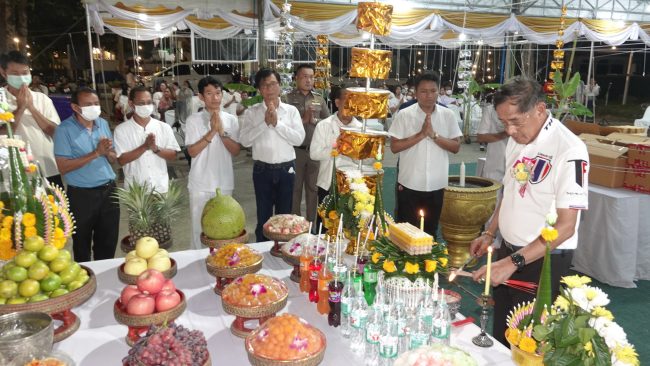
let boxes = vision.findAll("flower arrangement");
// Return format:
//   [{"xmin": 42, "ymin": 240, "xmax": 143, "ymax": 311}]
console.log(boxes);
[
  {"xmin": 512, "ymin": 158, "xmax": 534, "ymax": 198},
  {"xmin": 0, "ymin": 89, "xmax": 75, "ymax": 260},
  {"xmin": 370, "ymin": 235, "xmax": 448, "ymax": 282}
]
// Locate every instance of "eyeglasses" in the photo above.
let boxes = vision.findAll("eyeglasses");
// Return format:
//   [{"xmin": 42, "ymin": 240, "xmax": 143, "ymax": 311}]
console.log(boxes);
[{"xmin": 260, "ymin": 81, "xmax": 279, "ymax": 89}]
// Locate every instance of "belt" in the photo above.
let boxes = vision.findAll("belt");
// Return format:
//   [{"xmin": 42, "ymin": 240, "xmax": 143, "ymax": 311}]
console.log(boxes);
[
  {"xmin": 502, "ymin": 239, "xmax": 573, "ymax": 255},
  {"xmin": 254, "ymin": 160, "xmax": 294, "ymax": 169},
  {"xmin": 68, "ymin": 180, "xmax": 116, "ymax": 190}
]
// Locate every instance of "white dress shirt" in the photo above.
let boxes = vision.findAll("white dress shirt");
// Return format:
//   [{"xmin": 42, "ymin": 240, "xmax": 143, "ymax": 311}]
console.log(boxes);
[
  {"xmin": 114, "ymin": 118, "xmax": 181, "ymax": 193},
  {"xmin": 388, "ymin": 103, "xmax": 463, "ymax": 192},
  {"xmin": 477, "ymin": 103, "xmax": 507, "ymax": 182},
  {"xmin": 239, "ymin": 99, "xmax": 305, "ymax": 164},
  {"xmin": 185, "ymin": 110, "xmax": 240, "ymax": 193},
  {"xmin": 310, "ymin": 114, "xmax": 363, "ymax": 190},
  {"xmin": 221, "ymin": 91, "xmax": 241, "ymax": 117}
]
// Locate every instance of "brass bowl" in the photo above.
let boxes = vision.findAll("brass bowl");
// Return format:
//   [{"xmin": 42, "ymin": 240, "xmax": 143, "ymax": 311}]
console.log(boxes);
[
  {"xmin": 113, "ymin": 290, "xmax": 187, "ymax": 328},
  {"xmin": 117, "ymin": 258, "xmax": 177, "ymax": 285},
  {"xmin": 245, "ymin": 324, "xmax": 327, "ymax": 366},
  {"xmin": 509, "ymin": 342, "xmax": 544, "ymax": 366},
  {"xmin": 222, "ymin": 284, "xmax": 289, "ymax": 320}
]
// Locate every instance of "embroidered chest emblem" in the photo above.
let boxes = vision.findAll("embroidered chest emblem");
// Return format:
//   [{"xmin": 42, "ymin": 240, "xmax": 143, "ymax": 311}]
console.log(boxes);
[{"xmin": 529, "ymin": 155, "xmax": 553, "ymax": 184}]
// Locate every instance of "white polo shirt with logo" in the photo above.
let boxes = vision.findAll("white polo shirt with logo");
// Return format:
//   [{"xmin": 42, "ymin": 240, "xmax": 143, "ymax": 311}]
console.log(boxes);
[{"xmin": 499, "ymin": 113, "xmax": 589, "ymax": 250}]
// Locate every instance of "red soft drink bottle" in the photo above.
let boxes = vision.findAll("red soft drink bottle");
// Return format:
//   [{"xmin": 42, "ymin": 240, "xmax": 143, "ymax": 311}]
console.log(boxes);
[
  {"xmin": 328, "ymin": 279, "xmax": 344, "ymax": 327},
  {"xmin": 308, "ymin": 258, "xmax": 322, "ymax": 303}
]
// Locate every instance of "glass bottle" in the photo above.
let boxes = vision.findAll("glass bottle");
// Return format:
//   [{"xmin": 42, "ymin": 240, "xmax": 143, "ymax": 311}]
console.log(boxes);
[
  {"xmin": 340, "ymin": 271, "xmax": 354, "ymax": 338},
  {"xmin": 350, "ymin": 286, "xmax": 369, "ymax": 355},
  {"xmin": 409, "ymin": 301, "xmax": 432, "ymax": 350},
  {"xmin": 364, "ymin": 301, "xmax": 383, "ymax": 366},
  {"xmin": 299, "ymin": 244, "xmax": 313, "ymax": 293},
  {"xmin": 317, "ymin": 267, "xmax": 332, "ymax": 315},
  {"xmin": 363, "ymin": 263, "xmax": 378, "ymax": 306},
  {"xmin": 328, "ymin": 277, "xmax": 344, "ymax": 327},
  {"xmin": 431, "ymin": 293, "xmax": 451, "ymax": 345},
  {"xmin": 378, "ymin": 315, "xmax": 399, "ymax": 366},
  {"xmin": 308, "ymin": 257, "xmax": 323, "ymax": 303}
]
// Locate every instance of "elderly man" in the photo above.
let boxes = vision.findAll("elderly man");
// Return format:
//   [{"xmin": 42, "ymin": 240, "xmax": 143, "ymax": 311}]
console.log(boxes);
[
  {"xmin": 284, "ymin": 64, "xmax": 329, "ymax": 226},
  {"xmin": 240, "ymin": 68, "xmax": 305, "ymax": 242},
  {"xmin": 389, "ymin": 71, "xmax": 462, "ymax": 237},
  {"xmin": 470, "ymin": 77, "xmax": 589, "ymax": 346},
  {"xmin": 54, "ymin": 88, "xmax": 119, "ymax": 262},
  {"xmin": 113, "ymin": 86, "xmax": 180, "ymax": 193},
  {"xmin": 0, "ymin": 51, "xmax": 62, "ymax": 187}
]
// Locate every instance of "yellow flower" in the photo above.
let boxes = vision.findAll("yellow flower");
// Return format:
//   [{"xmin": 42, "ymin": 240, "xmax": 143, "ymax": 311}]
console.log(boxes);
[
  {"xmin": 592, "ymin": 306, "xmax": 614, "ymax": 321},
  {"xmin": 22, "ymin": 213, "xmax": 36, "ymax": 228},
  {"xmin": 330, "ymin": 150, "xmax": 339, "ymax": 157},
  {"xmin": 373, "ymin": 162, "xmax": 382, "ymax": 170},
  {"xmin": 553, "ymin": 295, "xmax": 570, "ymax": 311},
  {"xmin": 328, "ymin": 210, "xmax": 338, "ymax": 220},
  {"xmin": 383, "ymin": 260, "xmax": 397, "ymax": 273},
  {"xmin": 0, "ymin": 201, "xmax": 4, "ymax": 210},
  {"xmin": 24, "ymin": 226, "xmax": 37, "ymax": 238},
  {"xmin": 52, "ymin": 204, "xmax": 59, "ymax": 215},
  {"xmin": 0, "ymin": 228, "xmax": 10, "ymax": 242},
  {"xmin": 505, "ymin": 328, "xmax": 522, "ymax": 346},
  {"xmin": 54, "ymin": 217, "xmax": 60, "ymax": 227},
  {"xmin": 2, "ymin": 215, "xmax": 13, "ymax": 228},
  {"xmin": 53, "ymin": 227, "xmax": 65, "ymax": 239},
  {"xmin": 48, "ymin": 195, "xmax": 55, "ymax": 203},
  {"xmin": 613, "ymin": 345, "xmax": 640, "ymax": 366},
  {"xmin": 541, "ymin": 227, "xmax": 558, "ymax": 242},
  {"xmin": 584, "ymin": 341, "xmax": 595, "ymax": 357},
  {"xmin": 0, "ymin": 111, "xmax": 15, "ymax": 121},
  {"xmin": 515, "ymin": 171, "xmax": 529, "ymax": 182},
  {"xmin": 26, "ymin": 164, "xmax": 37, "ymax": 173},
  {"xmin": 371, "ymin": 252, "xmax": 381, "ymax": 264},
  {"xmin": 518, "ymin": 336, "xmax": 537, "ymax": 353},
  {"xmin": 404, "ymin": 262, "xmax": 420, "ymax": 274},
  {"xmin": 438, "ymin": 257, "xmax": 448, "ymax": 268},
  {"xmin": 424, "ymin": 260, "xmax": 437, "ymax": 272},
  {"xmin": 561, "ymin": 275, "xmax": 592, "ymax": 288},
  {"xmin": 515, "ymin": 162, "xmax": 526, "ymax": 171},
  {"xmin": 52, "ymin": 238, "xmax": 66, "ymax": 249}
]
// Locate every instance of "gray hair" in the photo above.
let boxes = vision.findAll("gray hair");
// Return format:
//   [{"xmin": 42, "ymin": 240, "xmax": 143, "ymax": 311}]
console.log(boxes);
[{"xmin": 493, "ymin": 76, "xmax": 546, "ymax": 113}]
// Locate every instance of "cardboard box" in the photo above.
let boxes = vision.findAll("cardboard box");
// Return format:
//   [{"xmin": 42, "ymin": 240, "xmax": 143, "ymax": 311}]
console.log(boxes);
[
  {"xmin": 565, "ymin": 120, "xmax": 604, "ymax": 136},
  {"xmin": 584, "ymin": 140, "xmax": 628, "ymax": 188},
  {"xmin": 604, "ymin": 133, "xmax": 650, "ymax": 193}
]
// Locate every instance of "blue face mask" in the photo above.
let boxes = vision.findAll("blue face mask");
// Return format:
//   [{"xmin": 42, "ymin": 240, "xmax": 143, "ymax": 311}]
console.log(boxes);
[{"xmin": 7, "ymin": 74, "xmax": 32, "ymax": 89}]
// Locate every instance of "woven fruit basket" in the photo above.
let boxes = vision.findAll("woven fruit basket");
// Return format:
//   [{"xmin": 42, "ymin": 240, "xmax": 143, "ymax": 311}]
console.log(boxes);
[
  {"xmin": 245, "ymin": 327, "xmax": 327, "ymax": 366},
  {"xmin": 205, "ymin": 255, "xmax": 263, "ymax": 295},
  {"xmin": 264, "ymin": 229, "xmax": 307, "ymax": 258},
  {"xmin": 113, "ymin": 290, "xmax": 187, "ymax": 346},
  {"xmin": 117, "ymin": 258, "xmax": 177, "ymax": 285},
  {"xmin": 200, "ymin": 230, "xmax": 249, "ymax": 253},
  {"xmin": 0, "ymin": 265, "xmax": 97, "ymax": 342}
]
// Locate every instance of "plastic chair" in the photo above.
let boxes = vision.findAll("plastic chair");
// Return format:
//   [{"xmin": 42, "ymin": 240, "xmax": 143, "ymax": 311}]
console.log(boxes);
[{"xmin": 633, "ymin": 106, "xmax": 650, "ymax": 128}]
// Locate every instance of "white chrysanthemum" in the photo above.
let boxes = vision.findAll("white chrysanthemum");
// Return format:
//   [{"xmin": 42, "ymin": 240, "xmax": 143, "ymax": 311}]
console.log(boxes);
[
  {"xmin": 600, "ymin": 322, "xmax": 628, "ymax": 349},
  {"xmin": 570, "ymin": 285, "xmax": 609, "ymax": 311},
  {"xmin": 349, "ymin": 182, "xmax": 369, "ymax": 193},
  {"xmin": 589, "ymin": 316, "xmax": 613, "ymax": 333},
  {"xmin": 345, "ymin": 170, "xmax": 363, "ymax": 180}
]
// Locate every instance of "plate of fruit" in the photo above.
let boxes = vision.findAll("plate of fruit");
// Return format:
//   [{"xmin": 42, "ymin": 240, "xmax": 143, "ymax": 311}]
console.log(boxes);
[
  {"xmin": 263, "ymin": 215, "xmax": 310, "ymax": 243},
  {"xmin": 245, "ymin": 313, "xmax": 326, "ymax": 366},
  {"xmin": 221, "ymin": 274, "xmax": 289, "ymax": 338},
  {"xmin": 114, "ymin": 269, "xmax": 186, "ymax": 345},
  {"xmin": 205, "ymin": 244, "xmax": 263, "ymax": 295},
  {"xmin": 0, "ymin": 236, "xmax": 96, "ymax": 342},
  {"xmin": 118, "ymin": 237, "xmax": 176, "ymax": 285},
  {"xmin": 122, "ymin": 323, "xmax": 210, "ymax": 366}
]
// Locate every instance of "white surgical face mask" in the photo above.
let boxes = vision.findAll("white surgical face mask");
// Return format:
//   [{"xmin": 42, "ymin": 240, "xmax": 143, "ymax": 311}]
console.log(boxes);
[
  {"xmin": 446, "ymin": 90, "xmax": 453, "ymax": 96},
  {"xmin": 7, "ymin": 74, "xmax": 32, "ymax": 89},
  {"xmin": 134, "ymin": 104, "xmax": 154, "ymax": 118},
  {"xmin": 80, "ymin": 105, "xmax": 101, "ymax": 121}
]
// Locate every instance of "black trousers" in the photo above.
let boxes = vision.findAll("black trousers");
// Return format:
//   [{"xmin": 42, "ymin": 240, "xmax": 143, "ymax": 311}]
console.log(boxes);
[
  {"xmin": 67, "ymin": 181, "xmax": 120, "ymax": 262},
  {"xmin": 253, "ymin": 160, "xmax": 295, "ymax": 242},
  {"xmin": 47, "ymin": 174, "xmax": 64, "ymax": 189},
  {"xmin": 396, "ymin": 184, "xmax": 444, "ymax": 237},
  {"xmin": 492, "ymin": 242, "xmax": 573, "ymax": 346}
]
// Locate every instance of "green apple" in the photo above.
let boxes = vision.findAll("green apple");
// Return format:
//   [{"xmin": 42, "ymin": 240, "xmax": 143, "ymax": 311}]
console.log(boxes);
[
  {"xmin": 123, "ymin": 257, "xmax": 148, "ymax": 276},
  {"xmin": 38, "ymin": 245, "xmax": 60, "ymax": 262},
  {"xmin": 29, "ymin": 293, "xmax": 49, "ymax": 303},
  {"xmin": 23, "ymin": 236, "xmax": 45, "ymax": 252},
  {"xmin": 135, "ymin": 236, "xmax": 159, "ymax": 259},
  {"xmin": 125, "ymin": 250, "xmax": 139, "ymax": 261},
  {"xmin": 28, "ymin": 261, "xmax": 50, "ymax": 280},
  {"xmin": 155, "ymin": 248, "xmax": 169, "ymax": 258},
  {"xmin": 78, "ymin": 268, "xmax": 88, "ymax": 278},
  {"xmin": 49, "ymin": 257, "xmax": 71, "ymax": 273},
  {"xmin": 7, "ymin": 297, "xmax": 27, "ymax": 304},
  {"xmin": 57, "ymin": 249, "xmax": 72, "ymax": 261},
  {"xmin": 76, "ymin": 272, "xmax": 90, "ymax": 284},
  {"xmin": 40, "ymin": 273, "xmax": 62, "ymax": 292},
  {"xmin": 6, "ymin": 266, "xmax": 28, "ymax": 282},
  {"xmin": 2, "ymin": 261, "xmax": 16, "ymax": 274},
  {"xmin": 59, "ymin": 264, "xmax": 80, "ymax": 284},
  {"xmin": 0, "ymin": 279, "xmax": 18, "ymax": 298},
  {"xmin": 18, "ymin": 279, "xmax": 40, "ymax": 298},
  {"xmin": 67, "ymin": 280, "xmax": 84, "ymax": 292},
  {"xmin": 147, "ymin": 255, "xmax": 171, "ymax": 272},
  {"xmin": 14, "ymin": 251, "xmax": 38, "ymax": 268},
  {"xmin": 50, "ymin": 288, "xmax": 69, "ymax": 298}
]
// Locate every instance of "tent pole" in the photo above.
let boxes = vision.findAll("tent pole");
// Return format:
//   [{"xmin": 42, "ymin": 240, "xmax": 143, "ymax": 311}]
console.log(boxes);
[
  {"xmin": 85, "ymin": 3, "xmax": 96, "ymax": 90},
  {"xmin": 622, "ymin": 50, "xmax": 634, "ymax": 105},
  {"xmin": 586, "ymin": 41, "xmax": 594, "ymax": 105}
]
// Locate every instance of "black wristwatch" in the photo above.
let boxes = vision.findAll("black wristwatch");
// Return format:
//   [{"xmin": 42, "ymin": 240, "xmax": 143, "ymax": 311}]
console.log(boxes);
[{"xmin": 510, "ymin": 253, "xmax": 526, "ymax": 272}]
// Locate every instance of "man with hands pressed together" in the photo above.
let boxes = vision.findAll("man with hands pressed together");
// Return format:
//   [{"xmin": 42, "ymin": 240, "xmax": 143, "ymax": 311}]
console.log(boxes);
[
  {"xmin": 113, "ymin": 86, "xmax": 180, "ymax": 194},
  {"xmin": 240, "ymin": 68, "xmax": 305, "ymax": 242},
  {"xmin": 388, "ymin": 71, "xmax": 462, "ymax": 237},
  {"xmin": 54, "ymin": 88, "xmax": 120, "ymax": 262},
  {"xmin": 469, "ymin": 77, "xmax": 589, "ymax": 346},
  {"xmin": 185, "ymin": 76, "xmax": 241, "ymax": 249}
]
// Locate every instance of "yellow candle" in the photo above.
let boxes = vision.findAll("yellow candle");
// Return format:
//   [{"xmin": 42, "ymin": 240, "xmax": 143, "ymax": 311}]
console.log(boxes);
[
  {"xmin": 419, "ymin": 209, "xmax": 424, "ymax": 232},
  {"xmin": 484, "ymin": 246, "xmax": 493, "ymax": 296}
]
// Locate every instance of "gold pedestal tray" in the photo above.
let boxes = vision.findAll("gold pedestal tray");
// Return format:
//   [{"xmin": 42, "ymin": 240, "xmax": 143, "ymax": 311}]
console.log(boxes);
[
  {"xmin": 0, "ymin": 266, "xmax": 97, "ymax": 342},
  {"xmin": 509, "ymin": 342, "xmax": 544, "ymax": 366},
  {"xmin": 245, "ymin": 325, "xmax": 327, "ymax": 366},
  {"xmin": 281, "ymin": 253, "xmax": 301, "ymax": 283},
  {"xmin": 113, "ymin": 290, "xmax": 187, "ymax": 346},
  {"xmin": 205, "ymin": 255, "xmax": 263, "ymax": 295},
  {"xmin": 117, "ymin": 258, "xmax": 178, "ymax": 285},
  {"xmin": 201, "ymin": 230, "xmax": 249, "ymax": 254},
  {"xmin": 263, "ymin": 229, "xmax": 306, "ymax": 258},
  {"xmin": 440, "ymin": 176, "xmax": 502, "ymax": 268}
]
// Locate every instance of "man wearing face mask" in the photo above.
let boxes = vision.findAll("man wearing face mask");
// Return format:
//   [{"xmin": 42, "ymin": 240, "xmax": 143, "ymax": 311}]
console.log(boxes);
[
  {"xmin": 53, "ymin": 88, "xmax": 120, "ymax": 262},
  {"xmin": 0, "ymin": 51, "xmax": 62, "ymax": 187},
  {"xmin": 113, "ymin": 86, "xmax": 180, "ymax": 194},
  {"xmin": 437, "ymin": 85, "xmax": 458, "ymax": 107}
]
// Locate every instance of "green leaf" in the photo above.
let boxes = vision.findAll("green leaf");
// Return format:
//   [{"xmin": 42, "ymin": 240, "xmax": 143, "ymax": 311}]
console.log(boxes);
[
  {"xmin": 224, "ymin": 83, "xmax": 256, "ymax": 92},
  {"xmin": 532, "ymin": 243, "xmax": 552, "ymax": 326},
  {"xmin": 557, "ymin": 316, "xmax": 580, "ymax": 347},
  {"xmin": 545, "ymin": 347, "xmax": 582, "ymax": 366},
  {"xmin": 565, "ymin": 73, "xmax": 582, "ymax": 98},
  {"xmin": 569, "ymin": 102, "xmax": 593, "ymax": 117},
  {"xmin": 578, "ymin": 327, "xmax": 596, "ymax": 344},
  {"xmin": 591, "ymin": 335, "xmax": 612, "ymax": 366},
  {"xmin": 533, "ymin": 324, "xmax": 553, "ymax": 340},
  {"xmin": 241, "ymin": 95, "xmax": 263, "ymax": 107}
]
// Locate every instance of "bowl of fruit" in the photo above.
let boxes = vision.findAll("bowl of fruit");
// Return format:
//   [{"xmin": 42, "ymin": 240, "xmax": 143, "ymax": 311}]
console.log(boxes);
[
  {"xmin": 118, "ymin": 237, "xmax": 177, "ymax": 285},
  {"xmin": 221, "ymin": 274, "xmax": 289, "ymax": 338},
  {"xmin": 23, "ymin": 351, "xmax": 75, "ymax": 366},
  {"xmin": 205, "ymin": 244, "xmax": 263, "ymax": 295},
  {"xmin": 245, "ymin": 313, "xmax": 326, "ymax": 366},
  {"xmin": 263, "ymin": 215, "xmax": 311, "ymax": 257},
  {"xmin": 113, "ymin": 269, "xmax": 186, "ymax": 345},
  {"xmin": 123, "ymin": 323, "xmax": 210, "ymax": 366},
  {"xmin": 0, "ymin": 238, "xmax": 96, "ymax": 342}
]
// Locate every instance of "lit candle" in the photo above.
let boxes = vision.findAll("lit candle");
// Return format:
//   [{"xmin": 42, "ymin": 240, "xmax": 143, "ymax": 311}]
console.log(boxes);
[
  {"xmin": 484, "ymin": 246, "xmax": 493, "ymax": 296},
  {"xmin": 419, "ymin": 209, "xmax": 425, "ymax": 232},
  {"xmin": 460, "ymin": 161, "xmax": 466, "ymax": 187}
]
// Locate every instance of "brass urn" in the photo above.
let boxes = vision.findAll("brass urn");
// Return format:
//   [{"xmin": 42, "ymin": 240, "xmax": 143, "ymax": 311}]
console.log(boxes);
[{"xmin": 440, "ymin": 176, "xmax": 502, "ymax": 268}]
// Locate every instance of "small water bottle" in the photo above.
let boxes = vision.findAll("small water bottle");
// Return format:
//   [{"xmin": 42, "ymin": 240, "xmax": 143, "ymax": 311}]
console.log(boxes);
[
  {"xmin": 340, "ymin": 271, "xmax": 354, "ymax": 338},
  {"xmin": 350, "ymin": 286, "xmax": 369, "ymax": 355},
  {"xmin": 378, "ymin": 316, "xmax": 399, "ymax": 366},
  {"xmin": 431, "ymin": 293, "xmax": 451, "ymax": 345},
  {"xmin": 364, "ymin": 302, "xmax": 383, "ymax": 366},
  {"xmin": 390, "ymin": 297, "xmax": 409, "ymax": 354},
  {"xmin": 409, "ymin": 302, "xmax": 432, "ymax": 350}
]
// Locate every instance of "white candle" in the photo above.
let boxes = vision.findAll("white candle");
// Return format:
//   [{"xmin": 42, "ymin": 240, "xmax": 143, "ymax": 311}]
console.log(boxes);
[
  {"xmin": 484, "ymin": 246, "xmax": 493, "ymax": 296},
  {"xmin": 419, "ymin": 209, "xmax": 425, "ymax": 232},
  {"xmin": 460, "ymin": 161, "xmax": 466, "ymax": 187}
]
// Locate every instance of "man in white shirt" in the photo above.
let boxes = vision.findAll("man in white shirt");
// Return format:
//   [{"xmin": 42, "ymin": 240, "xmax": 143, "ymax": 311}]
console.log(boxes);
[
  {"xmin": 389, "ymin": 71, "xmax": 462, "ymax": 237},
  {"xmin": 113, "ymin": 86, "xmax": 180, "ymax": 194},
  {"xmin": 185, "ymin": 76, "xmax": 241, "ymax": 249},
  {"xmin": 240, "ymin": 69, "xmax": 305, "ymax": 242},
  {"xmin": 221, "ymin": 89, "xmax": 241, "ymax": 117},
  {"xmin": 470, "ymin": 77, "xmax": 589, "ymax": 346},
  {"xmin": 0, "ymin": 51, "xmax": 62, "ymax": 187}
]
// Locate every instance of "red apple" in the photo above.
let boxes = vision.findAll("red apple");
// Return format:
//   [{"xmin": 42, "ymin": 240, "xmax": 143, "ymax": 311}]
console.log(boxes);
[
  {"xmin": 120, "ymin": 285, "xmax": 141, "ymax": 306},
  {"xmin": 155, "ymin": 290, "xmax": 181, "ymax": 312},
  {"xmin": 126, "ymin": 294, "xmax": 155, "ymax": 315},
  {"xmin": 136, "ymin": 269, "xmax": 165, "ymax": 295},
  {"xmin": 160, "ymin": 279, "xmax": 176, "ymax": 293}
]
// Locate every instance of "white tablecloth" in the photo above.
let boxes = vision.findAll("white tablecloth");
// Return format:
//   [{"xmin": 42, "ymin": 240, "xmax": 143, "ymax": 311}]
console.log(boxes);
[
  {"xmin": 573, "ymin": 185, "xmax": 650, "ymax": 288},
  {"xmin": 53, "ymin": 242, "xmax": 514, "ymax": 365}
]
